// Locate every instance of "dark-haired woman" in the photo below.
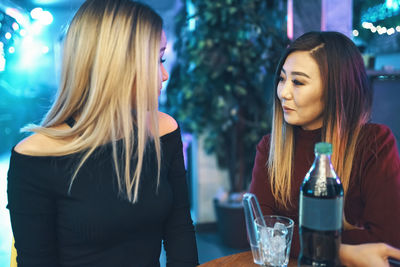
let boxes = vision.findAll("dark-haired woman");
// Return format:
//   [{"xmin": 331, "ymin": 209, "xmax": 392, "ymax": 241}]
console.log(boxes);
[{"xmin": 250, "ymin": 31, "xmax": 400, "ymax": 258}]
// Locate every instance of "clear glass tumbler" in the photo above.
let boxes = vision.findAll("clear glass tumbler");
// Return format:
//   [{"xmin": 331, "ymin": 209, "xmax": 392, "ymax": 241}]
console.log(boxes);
[{"xmin": 253, "ymin": 215, "xmax": 294, "ymax": 267}]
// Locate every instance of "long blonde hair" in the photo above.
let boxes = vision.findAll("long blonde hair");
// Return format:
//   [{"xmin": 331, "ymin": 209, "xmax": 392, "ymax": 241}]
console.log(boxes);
[
  {"xmin": 24, "ymin": 0, "xmax": 163, "ymax": 203},
  {"xmin": 269, "ymin": 32, "xmax": 372, "ymax": 208}
]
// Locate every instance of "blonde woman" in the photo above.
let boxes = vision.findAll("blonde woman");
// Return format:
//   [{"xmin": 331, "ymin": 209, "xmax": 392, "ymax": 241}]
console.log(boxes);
[
  {"xmin": 7, "ymin": 0, "xmax": 198, "ymax": 266},
  {"xmin": 250, "ymin": 31, "xmax": 400, "ymax": 259}
]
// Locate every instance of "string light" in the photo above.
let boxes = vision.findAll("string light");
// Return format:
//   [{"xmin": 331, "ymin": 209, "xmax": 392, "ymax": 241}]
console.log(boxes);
[
  {"xmin": 12, "ymin": 22, "xmax": 19, "ymax": 31},
  {"xmin": 387, "ymin": 28, "xmax": 396, "ymax": 35},
  {"xmin": 361, "ymin": 21, "xmax": 400, "ymax": 36}
]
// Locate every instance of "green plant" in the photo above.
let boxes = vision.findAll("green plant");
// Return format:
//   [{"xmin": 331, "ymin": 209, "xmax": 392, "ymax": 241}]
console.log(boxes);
[{"xmin": 166, "ymin": 0, "xmax": 289, "ymax": 195}]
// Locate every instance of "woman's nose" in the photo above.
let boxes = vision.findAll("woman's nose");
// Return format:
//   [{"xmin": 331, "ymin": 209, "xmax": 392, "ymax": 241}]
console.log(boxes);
[
  {"xmin": 278, "ymin": 81, "xmax": 292, "ymax": 100},
  {"xmin": 161, "ymin": 64, "xmax": 169, "ymax": 82}
]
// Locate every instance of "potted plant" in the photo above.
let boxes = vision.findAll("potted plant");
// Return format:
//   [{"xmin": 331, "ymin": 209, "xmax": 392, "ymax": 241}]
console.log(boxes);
[{"xmin": 165, "ymin": 0, "xmax": 289, "ymax": 248}]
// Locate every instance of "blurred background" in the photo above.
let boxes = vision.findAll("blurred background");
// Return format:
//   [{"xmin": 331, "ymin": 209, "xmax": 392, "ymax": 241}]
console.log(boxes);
[{"xmin": 1, "ymin": 0, "xmax": 400, "ymax": 265}]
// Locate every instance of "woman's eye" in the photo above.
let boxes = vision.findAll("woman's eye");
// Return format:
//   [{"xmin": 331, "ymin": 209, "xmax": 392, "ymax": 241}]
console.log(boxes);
[
  {"xmin": 278, "ymin": 76, "xmax": 285, "ymax": 82},
  {"xmin": 292, "ymin": 79, "xmax": 304, "ymax": 86}
]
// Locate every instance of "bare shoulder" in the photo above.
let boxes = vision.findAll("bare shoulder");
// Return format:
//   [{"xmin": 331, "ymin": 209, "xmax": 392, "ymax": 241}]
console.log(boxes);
[
  {"xmin": 158, "ymin": 111, "xmax": 178, "ymax": 136},
  {"xmin": 14, "ymin": 124, "xmax": 71, "ymax": 155},
  {"xmin": 14, "ymin": 133, "xmax": 54, "ymax": 155}
]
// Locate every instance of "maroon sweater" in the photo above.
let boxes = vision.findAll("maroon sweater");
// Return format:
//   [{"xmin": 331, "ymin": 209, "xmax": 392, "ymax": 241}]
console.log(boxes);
[{"xmin": 249, "ymin": 123, "xmax": 400, "ymax": 257}]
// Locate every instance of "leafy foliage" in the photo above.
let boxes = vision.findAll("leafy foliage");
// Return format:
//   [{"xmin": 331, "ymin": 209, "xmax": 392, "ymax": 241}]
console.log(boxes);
[{"xmin": 166, "ymin": 0, "xmax": 289, "ymax": 193}]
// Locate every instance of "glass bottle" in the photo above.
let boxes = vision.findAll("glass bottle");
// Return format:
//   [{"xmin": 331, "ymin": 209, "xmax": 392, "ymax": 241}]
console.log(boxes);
[{"xmin": 298, "ymin": 142, "xmax": 343, "ymax": 267}]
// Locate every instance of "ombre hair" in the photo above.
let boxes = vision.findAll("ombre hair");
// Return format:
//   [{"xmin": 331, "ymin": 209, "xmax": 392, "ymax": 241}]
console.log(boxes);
[
  {"xmin": 24, "ymin": 0, "xmax": 163, "ymax": 203},
  {"xmin": 269, "ymin": 31, "xmax": 372, "ymax": 208}
]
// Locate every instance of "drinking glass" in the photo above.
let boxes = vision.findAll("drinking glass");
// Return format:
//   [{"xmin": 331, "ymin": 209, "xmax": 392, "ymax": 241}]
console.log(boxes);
[{"xmin": 253, "ymin": 215, "xmax": 294, "ymax": 267}]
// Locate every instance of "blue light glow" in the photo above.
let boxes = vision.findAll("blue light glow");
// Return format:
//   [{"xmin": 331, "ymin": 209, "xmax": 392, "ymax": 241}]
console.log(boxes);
[
  {"xmin": 362, "ymin": 0, "xmax": 400, "ymax": 22},
  {"xmin": 5, "ymin": 8, "xmax": 29, "ymax": 28},
  {"xmin": 20, "ymin": 29, "xmax": 27, "ymax": 37},
  {"xmin": 0, "ymin": 46, "xmax": 5, "ymax": 72},
  {"xmin": 12, "ymin": 22, "xmax": 19, "ymax": 31},
  {"xmin": 40, "ymin": 11, "xmax": 53, "ymax": 25},
  {"xmin": 30, "ymin": 7, "xmax": 53, "ymax": 26},
  {"xmin": 186, "ymin": 0, "xmax": 196, "ymax": 31},
  {"xmin": 1, "ymin": 6, "xmax": 53, "ymax": 72},
  {"xmin": 0, "ymin": 59, "xmax": 4, "ymax": 72},
  {"xmin": 18, "ymin": 35, "xmax": 49, "ymax": 69},
  {"xmin": 41, "ymin": 46, "xmax": 49, "ymax": 54},
  {"xmin": 30, "ymin": 21, "xmax": 44, "ymax": 35},
  {"xmin": 30, "ymin": 7, "xmax": 43, "ymax": 19}
]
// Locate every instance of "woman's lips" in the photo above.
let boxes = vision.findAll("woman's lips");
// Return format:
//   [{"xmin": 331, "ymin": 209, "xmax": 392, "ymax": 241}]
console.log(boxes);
[{"xmin": 282, "ymin": 105, "xmax": 294, "ymax": 112}]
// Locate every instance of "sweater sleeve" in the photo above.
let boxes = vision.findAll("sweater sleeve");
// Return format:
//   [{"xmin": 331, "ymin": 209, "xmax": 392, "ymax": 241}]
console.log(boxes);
[
  {"xmin": 249, "ymin": 135, "xmax": 277, "ymax": 217},
  {"xmin": 7, "ymin": 153, "xmax": 59, "ymax": 266},
  {"xmin": 342, "ymin": 125, "xmax": 400, "ymax": 248},
  {"xmin": 249, "ymin": 135, "xmax": 301, "ymax": 258},
  {"xmin": 162, "ymin": 129, "xmax": 199, "ymax": 267}
]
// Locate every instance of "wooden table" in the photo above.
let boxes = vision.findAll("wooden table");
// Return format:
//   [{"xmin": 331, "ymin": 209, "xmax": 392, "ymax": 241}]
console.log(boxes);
[{"xmin": 198, "ymin": 251, "xmax": 298, "ymax": 267}]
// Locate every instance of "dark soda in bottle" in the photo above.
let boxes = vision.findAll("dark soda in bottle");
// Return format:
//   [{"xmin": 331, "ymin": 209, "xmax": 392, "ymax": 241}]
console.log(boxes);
[{"xmin": 298, "ymin": 142, "xmax": 343, "ymax": 267}]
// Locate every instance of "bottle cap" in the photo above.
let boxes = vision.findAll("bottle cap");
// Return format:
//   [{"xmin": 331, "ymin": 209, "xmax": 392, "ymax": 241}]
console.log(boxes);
[{"xmin": 315, "ymin": 142, "xmax": 332, "ymax": 155}]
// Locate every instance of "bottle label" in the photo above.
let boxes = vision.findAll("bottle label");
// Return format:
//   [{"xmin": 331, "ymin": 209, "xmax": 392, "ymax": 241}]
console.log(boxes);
[{"xmin": 299, "ymin": 195, "xmax": 343, "ymax": 231}]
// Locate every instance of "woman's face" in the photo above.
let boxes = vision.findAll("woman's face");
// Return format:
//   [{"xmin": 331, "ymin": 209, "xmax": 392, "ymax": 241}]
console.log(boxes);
[
  {"xmin": 277, "ymin": 51, "xmax": 324, "ymax": 130},
  {"xmin": 158, "ymin": 30, "xmax": 169, "ymax": 96}
]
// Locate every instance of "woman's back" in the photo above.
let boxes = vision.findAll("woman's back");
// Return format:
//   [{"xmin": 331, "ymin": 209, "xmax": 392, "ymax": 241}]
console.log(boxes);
[{"xmin": 8, "ymin": 113, "xmax": 198, "ymax": 266}]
